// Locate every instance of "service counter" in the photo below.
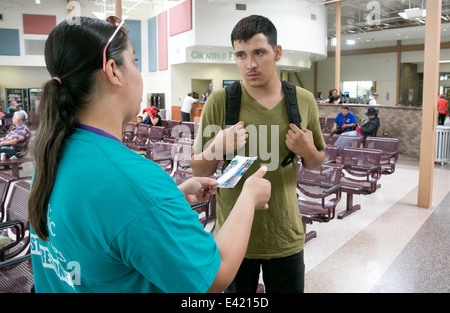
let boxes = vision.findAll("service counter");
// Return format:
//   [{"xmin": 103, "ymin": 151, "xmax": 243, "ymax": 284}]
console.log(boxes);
[
  {"xmin": 318, "ymin": 103, "xmax": 422, "ymax": 158},
  {"xmin": 171, "ymin": 102, "xmax": 205, "ymax": 123}
]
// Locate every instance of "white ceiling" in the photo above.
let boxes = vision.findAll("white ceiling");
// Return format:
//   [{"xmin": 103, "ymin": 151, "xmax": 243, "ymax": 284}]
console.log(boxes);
[
  {"xmin": 320, "ymin": 0, "xmax": 450, "ymax": 50},
  {"xmin": 2, "ymin": 0, "xmax": 450, "ymax": 50}
]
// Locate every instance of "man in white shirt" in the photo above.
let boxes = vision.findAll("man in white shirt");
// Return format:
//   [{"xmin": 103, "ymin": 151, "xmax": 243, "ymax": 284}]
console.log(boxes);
[
  {"xmin": 368, "ymin": 92, "xmax": 379, "ymax": 105},
  {"xmin": 181, "ymin": 92, "xmax": 198, "ymax": 122}
]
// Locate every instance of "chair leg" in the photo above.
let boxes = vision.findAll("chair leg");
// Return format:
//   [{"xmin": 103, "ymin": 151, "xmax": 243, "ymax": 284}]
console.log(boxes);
[
  {"xmin": 302, "ymin": 220, "xmax": 317, "ymax": 243},
  {"xmin": 337, "ymin": 192, "xmax": 361, "ymax": 219}
]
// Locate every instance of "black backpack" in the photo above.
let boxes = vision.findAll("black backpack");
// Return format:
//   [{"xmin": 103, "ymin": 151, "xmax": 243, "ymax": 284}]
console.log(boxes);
[{"xmin": 225, "ymin": 80, "xmax": 301, "ymax": 167}]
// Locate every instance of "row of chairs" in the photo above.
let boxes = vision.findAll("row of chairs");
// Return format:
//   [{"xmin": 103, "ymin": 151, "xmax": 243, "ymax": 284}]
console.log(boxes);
[
  {"xmin": 325, "ymin": 136, "xmax": 399, "ymax": 175},
  {"xmin": 0, "ymin": 173, "xmax": 33, "ymax": 293},
  {"xmin": 298, "ymin": 137, "xmax": 399, "ymax": 242},
  {"xmin": 122, "ymin": 120, "xmax": 198, "ymax": 157}
]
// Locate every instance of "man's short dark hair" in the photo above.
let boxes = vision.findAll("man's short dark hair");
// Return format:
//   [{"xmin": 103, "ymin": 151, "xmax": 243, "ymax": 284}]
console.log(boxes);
[
  {"xmin": 231, "ymin": 15, "xmax": 277, "ymax": 48},
  {"xmin": 342, "ymin": 106, "xmax": 349, "ymax": 110}
]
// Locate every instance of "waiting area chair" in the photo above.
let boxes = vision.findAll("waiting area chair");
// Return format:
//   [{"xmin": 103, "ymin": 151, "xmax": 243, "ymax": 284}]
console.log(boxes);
[
  {"xmin": 0, "ymin": 181, "xmax": 31, "ymax": 261},
  {"xmin": 0, "ymin": 254, "xmax": 34, "ymax": 293},
  {"xmin": 297, "ymin": 161, "xmax": 343, "ymax": 242},
  {"xmin": 364, "ymin": 137, "xmax": 399, "ymax": 175},
  {"xmin": 338, "ymin": 147, "xmax": 382, "ymax": 219}
]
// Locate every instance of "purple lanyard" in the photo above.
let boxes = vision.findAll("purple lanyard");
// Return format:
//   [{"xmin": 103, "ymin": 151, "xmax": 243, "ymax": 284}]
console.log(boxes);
[{"xmin": 77, "ymin": 124, "xmax": 122, "ymax": 143}]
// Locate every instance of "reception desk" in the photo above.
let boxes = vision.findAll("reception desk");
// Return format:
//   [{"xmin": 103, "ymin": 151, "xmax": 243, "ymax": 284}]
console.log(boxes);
[{"xmin": 171, "ymin": 102, "xmax": 204, "ymax": 123}]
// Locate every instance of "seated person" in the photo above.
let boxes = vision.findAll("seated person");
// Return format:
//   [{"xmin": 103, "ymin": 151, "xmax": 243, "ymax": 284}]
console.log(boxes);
[
  {"xmin": 142, "ymin": 106, "xmax": 162, "ymax": 126},
  {"xmin": 334, "ymin": 107, "xmax": 381, "ymax": 152},
  {"xmin": 330, "ymin": 106, "xmax": 357, "ymax": 135},
  {"xmin": 320, "ymin": 88, "xmax": 342, "ymax": 105},
  {"xmin": 4, "ymin": 106, "xmax": 15, "ymax": 118},
  {"xmin": 0, "ymin": 111, "xmax": 31, "ymax": 158}
]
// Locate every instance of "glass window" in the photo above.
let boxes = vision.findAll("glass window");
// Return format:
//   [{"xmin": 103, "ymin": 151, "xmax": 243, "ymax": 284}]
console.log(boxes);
[{"xmin": 342, "ymin": 81, "xmax": 373, "ymax": 103}]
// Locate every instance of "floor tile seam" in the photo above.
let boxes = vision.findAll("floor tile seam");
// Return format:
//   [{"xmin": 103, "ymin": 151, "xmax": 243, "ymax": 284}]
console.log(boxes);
[
  {"xmin": 304, "ymin": 186, "xmax": 438, "ymax": 293},
  {"xmin": 369, "ymin": 188, "xmax": 450, "ymax": 292}
]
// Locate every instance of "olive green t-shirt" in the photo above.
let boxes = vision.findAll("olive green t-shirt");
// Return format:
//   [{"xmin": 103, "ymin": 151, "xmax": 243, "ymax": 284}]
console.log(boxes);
[{"xmin": 193, "ymin": 82, "xmax": 326, "ymax": 259}]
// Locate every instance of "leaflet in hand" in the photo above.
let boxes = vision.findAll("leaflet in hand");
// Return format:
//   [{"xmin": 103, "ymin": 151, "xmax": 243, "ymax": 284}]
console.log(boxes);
[{"xmin": 216, "ymin": 155, "xmax": 257, "ymax": 189}]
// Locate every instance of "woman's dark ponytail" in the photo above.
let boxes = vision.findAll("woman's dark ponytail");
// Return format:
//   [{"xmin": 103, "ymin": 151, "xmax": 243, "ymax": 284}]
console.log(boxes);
[{"xmin": 29, "ymin": 17, "xmax": 128, "ymax": 240}]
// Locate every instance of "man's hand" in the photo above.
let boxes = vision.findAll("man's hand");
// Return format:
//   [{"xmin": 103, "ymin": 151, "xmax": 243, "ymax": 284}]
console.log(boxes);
[
  {"xmin": 209, "ymin": 121, "xmax": 248, "ymax": 159},
  {"xmin": 285, "ymin": 123, "xmax": 315, "ymax": 157}
]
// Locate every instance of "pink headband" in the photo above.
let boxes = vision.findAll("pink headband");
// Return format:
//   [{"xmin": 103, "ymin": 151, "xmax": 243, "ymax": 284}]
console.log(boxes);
[{"xmin": 53, "ymin": 77, "xmax": 62, "ymax": 85}]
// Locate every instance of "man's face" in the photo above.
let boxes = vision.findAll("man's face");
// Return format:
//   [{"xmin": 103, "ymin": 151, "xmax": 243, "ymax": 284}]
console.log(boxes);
[
  {"xmin": 233, "ymin": 33, "xmax": 281, "ymax": 89},
  {"xmin": 332, "ymin": 90, "xmax": 338, "ymax": 97},
  {"xmin": 342, "ymin": 109, "xmax": 349, "ymax": 116}
]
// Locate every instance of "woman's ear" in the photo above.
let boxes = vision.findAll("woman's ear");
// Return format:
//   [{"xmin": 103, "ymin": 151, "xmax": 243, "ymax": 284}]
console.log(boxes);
[{"xmin": 104, "ymin": 59, "xmax": 124, "ymax": 88}]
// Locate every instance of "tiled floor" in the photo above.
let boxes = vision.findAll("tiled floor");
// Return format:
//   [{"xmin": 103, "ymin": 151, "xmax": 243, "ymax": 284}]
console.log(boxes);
[{"xmin": 303, "ymin": 155, "xmax": 450, "ymax": 293}]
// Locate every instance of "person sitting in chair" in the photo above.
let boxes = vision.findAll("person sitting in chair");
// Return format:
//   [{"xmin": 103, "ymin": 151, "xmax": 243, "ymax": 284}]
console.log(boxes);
[
  {"xmin": 334, "ymin": 107, "xmax": 380, "ymax": 152},
  {"xmin": 0, "ymin": 111, "xmax": 31, "ymax": 159},
  {"xmin": 330, "ymin": 106, "xmax": 357, "ymax": 136}
]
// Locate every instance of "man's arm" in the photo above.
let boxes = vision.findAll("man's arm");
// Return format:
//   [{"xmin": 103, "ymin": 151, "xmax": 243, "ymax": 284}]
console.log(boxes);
[{"xmin": 0, "ymin": 138, "xmax": 20, "ymax": 146}]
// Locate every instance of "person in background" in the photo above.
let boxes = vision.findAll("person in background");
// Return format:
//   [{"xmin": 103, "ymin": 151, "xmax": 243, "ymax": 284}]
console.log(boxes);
[
  {"xmin": 136, "ymin": 115, "xmax": 143, "ymax": 124},
  {"xmin": 330, "ymin": 106, "xmax": 357, "ymax": 136},
  {"xmin": 0, "ymin": 111, "xmax": 30, "ymax": 158},
  {"xmin": 181, "ymin": 92, "xmax": 198, "ymax": 122},
  {"xmin": 4, "ymin": 106, "xmax": 15, "ymax": 118},
  {"xmin": 142, "ymin": 106, "xmax": 161, "ymax": 126},
  {"xmin": 28, "ymin": 16, "xmax": 271, "ymax": 293},
  {"xmin": 320, "ymin": 88, "xmax": 342, "ymax": 105},
  {"xmin": 437, "ymin": 94, "xmax": 448, "ymax": 126},
  {"xmin": 334, "ymin": 107, "xmax": 381, "ymax": 151},
  {"xmin": 368, "ymin": 92, "xmax": 379, "ymax": 105},
  {"xmin": 190, "ymin": 14, "xmax": 325, "ymax": 293}
]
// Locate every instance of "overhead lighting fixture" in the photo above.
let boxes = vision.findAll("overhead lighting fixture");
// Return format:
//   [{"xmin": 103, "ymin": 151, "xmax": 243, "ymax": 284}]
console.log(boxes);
[{"xmin": 398, "ymin": 8, "xmax": 426, "ymax": 20}]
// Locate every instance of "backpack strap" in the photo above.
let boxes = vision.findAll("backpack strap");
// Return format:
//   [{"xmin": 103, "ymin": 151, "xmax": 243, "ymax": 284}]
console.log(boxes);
[
  {"xmin": 281, "ymin": 80, "xmax": 301, "ymax": 167},
  {"xmin": 225, "ymin": 80, "xmax": 302, "ymax": 168},
  {"xmin": 225, "ymin": 80, "xmax": 241, "ymax": 127}
]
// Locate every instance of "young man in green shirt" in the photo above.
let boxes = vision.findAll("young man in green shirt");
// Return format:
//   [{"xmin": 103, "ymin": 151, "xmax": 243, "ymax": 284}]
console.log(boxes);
[{"xmin": 190, "ymin": 15, "xmax": 326, "ymax": 293}]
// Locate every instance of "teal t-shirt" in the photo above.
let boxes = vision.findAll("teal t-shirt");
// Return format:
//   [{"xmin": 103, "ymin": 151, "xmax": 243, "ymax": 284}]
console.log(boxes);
[{"xmin": 30, "ymin": 128, "xmax": 221, "ymax": 292}]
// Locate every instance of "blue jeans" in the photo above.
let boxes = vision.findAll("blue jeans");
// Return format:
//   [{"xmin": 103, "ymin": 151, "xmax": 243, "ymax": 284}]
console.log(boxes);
[{"xmin": 1, "ymin": 146, "xmax": 18, "ymax": 158}]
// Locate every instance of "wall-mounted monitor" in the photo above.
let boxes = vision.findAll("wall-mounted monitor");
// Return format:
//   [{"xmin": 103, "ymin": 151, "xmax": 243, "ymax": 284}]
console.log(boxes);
[{"xmin": 223, "ymin": 80, "xmax": 239, "ymax": 88}]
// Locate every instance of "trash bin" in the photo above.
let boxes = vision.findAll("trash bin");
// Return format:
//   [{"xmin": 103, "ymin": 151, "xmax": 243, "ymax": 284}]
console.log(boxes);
[{"xmin": 435, "ymin": 125, "xmax": 450, "ymax": 164}]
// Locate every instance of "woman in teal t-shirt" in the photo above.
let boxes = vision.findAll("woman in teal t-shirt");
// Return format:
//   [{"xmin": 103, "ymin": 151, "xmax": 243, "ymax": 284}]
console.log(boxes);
[{"xmin": 28, "ymin": 17, "xmax": 271, "ymax": 293}]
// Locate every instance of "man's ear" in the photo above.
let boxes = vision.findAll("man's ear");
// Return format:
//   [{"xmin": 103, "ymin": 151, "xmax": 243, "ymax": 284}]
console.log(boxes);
[
  {"xmin": 274, "ymin": 45, "xmax": 282, "ymax": 61},
  {"xmin": 104, "ymin": 59, "xmax": 124, "ymax": 88}
]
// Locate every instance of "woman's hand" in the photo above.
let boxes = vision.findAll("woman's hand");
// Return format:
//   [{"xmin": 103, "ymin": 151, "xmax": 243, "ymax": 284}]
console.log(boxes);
[
  {"xmin": 241, "ymin": 166, "xmax": 271, "ymax": 210},
  {"xmin": 178, "ymin": 177, "xmax": 218, "ymax": 205}
]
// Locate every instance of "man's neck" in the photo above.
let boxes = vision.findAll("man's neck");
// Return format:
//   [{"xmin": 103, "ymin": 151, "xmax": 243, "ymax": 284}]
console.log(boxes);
[{"xmin": 242, "ymin": 78, "xmax": 283, "ymax": 110}]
